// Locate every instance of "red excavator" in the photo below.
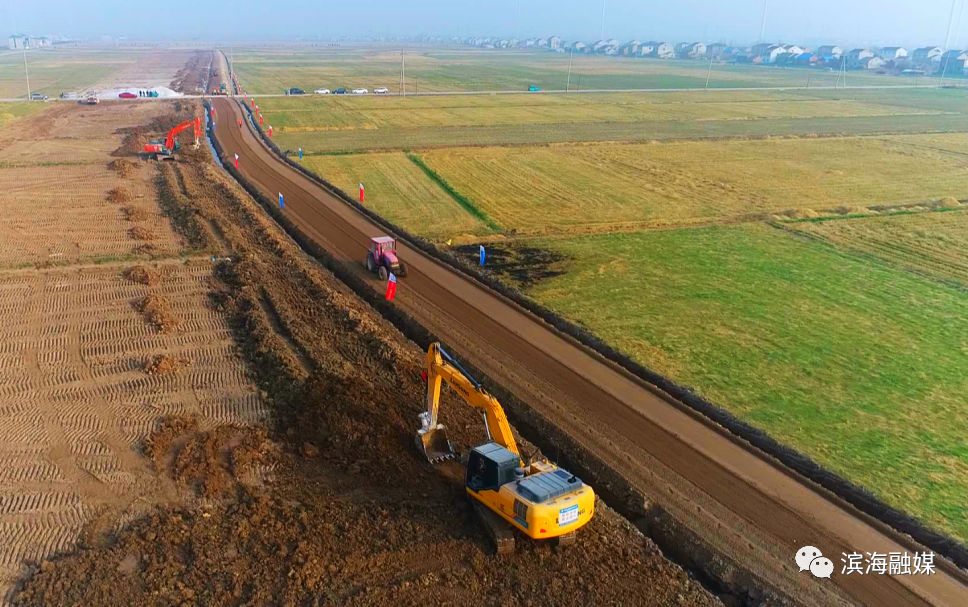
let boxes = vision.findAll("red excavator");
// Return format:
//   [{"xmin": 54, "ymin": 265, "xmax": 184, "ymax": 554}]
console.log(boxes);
[{"xmin": 143, "ymin": 116, "xmax": 202, "ymax": 160}]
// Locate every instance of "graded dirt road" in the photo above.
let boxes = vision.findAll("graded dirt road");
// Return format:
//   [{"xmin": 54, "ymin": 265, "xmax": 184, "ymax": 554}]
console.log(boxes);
[{"xmin": 212, "ymin": 95, "xmax": 968, "ymax": 607}]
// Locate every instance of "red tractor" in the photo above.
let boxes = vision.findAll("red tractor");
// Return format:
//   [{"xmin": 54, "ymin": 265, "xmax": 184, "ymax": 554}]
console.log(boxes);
[{"xmin": 365, "ymin": 236, "xmax": 407, "ymax": 280}]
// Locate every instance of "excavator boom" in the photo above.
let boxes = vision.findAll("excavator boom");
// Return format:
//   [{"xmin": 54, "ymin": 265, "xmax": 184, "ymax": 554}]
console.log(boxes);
[
  {"xmin": 418, "ymin": 343, "xmax": 518, "ymax": 462},
  {"xmin": 143, "ymin": 116, "xmax": 202, "ymax": 158}
]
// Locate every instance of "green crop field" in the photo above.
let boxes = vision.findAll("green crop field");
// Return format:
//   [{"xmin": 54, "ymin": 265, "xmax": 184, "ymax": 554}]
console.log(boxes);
[
  {"xmin": 518, "ymin": 223, "xmax": 968, "ymax": 542},
  {"xmin": 232, "ymin": 46, "xmax": 917, "ymax": 94},
  {"xmin": 249, "ymin": 47, "xmax": 968, "ymax": 544},
  {"xmin": 0, "ymin": 47, "xmax": 131, "ymax": 99}
]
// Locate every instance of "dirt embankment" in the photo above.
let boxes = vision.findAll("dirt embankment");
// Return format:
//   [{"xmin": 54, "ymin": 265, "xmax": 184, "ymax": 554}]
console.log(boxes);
[
  {"xmin": 14, "ymin": 105, "xmax": 720, "ymax": 607},
  {"xmin": 169, "ymin": 50, "xmax": 214, "ymax": 94}
]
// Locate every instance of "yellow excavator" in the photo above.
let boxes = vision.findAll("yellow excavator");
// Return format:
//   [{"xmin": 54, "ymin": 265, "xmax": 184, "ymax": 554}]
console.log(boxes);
[{"xmin": 417, "ymin": 342, "xmax": 595, "ymax": 553}]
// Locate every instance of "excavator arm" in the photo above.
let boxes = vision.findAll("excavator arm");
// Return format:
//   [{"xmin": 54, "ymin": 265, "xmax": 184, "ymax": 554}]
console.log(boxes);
[
  {"xmin": 418, "ymin": 343, "xmax": 519, "ymax": 461},
  {"xmin": 164, "ymin": 116, "xmax": 202, "ymax": 150}
]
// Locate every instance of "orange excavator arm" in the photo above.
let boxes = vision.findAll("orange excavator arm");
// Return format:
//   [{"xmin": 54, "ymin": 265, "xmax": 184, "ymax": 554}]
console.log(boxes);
[{"xmin": 165, "ymin": 116, "xmax": 201, "ymax": 150}]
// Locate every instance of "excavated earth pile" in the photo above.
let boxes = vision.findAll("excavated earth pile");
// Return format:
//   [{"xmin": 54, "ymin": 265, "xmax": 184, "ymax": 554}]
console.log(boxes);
[{"xmin": 13, "ymin": 106, "xmax": 720, "ymax": 607}]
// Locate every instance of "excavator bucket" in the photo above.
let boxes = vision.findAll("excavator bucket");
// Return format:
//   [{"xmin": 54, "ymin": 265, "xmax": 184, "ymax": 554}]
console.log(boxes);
[{"xmin": 417, "ymin": 423, "xmax": 455, "ymax": 463}]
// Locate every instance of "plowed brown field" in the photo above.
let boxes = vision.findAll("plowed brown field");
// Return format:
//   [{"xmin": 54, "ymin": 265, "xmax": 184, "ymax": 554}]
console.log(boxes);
[{"xmin": 0, "ymin": 99, "xmax": 267, "ymax": 604}]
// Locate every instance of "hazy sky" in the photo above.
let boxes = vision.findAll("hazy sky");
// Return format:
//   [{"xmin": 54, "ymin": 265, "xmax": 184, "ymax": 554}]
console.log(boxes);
[{"xmin": 4, "ymin": 0, "xmax": 966, "ymax": 48}]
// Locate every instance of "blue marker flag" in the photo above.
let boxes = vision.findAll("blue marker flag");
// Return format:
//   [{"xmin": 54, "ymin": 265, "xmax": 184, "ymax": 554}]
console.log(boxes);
[
  {"xmin": 479, "ymin": 245, "xmax": 485, "ymax": 266},
  {"xmin": 279, "ymin": 192, "xmax": 284, "ymax": 208},
  {"xmin": 298, "ymin": 148, "xmax": 303, "ymax": 160}
]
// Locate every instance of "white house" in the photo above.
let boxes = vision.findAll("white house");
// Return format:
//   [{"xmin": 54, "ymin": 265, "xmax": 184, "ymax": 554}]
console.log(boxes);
[
  {"xmin": 846, "ymin": 48, "xmax": 874, "ymax": 69},
  {"xmin": 550, "ymin": 36, "xmax": 562, "ymax": 49},
  {"xmin": 678, "ymin": 42, "xmax": 706, "ymax": 58},
  {"xmin": 912, "ymin": 47, "xmax": 942, "ymax": 63},
  {"xmin": 8, "ymin": 35, "xmax": 27, "ymax": 49},
  {"xmin": 816, "ymin": 45, "xmax": 843, "ymax": 58},
  {"xmin": 639, "ymin": 42, "xmax": 656, "ymax": 56}
]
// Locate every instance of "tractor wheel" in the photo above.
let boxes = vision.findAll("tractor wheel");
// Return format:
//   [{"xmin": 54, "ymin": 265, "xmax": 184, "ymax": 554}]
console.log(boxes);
[
  {"xmin": 379, "ymin": 266, "xmax": 389, "ymax": 282},
  {"xmin": 366, "ymin": 253, "xmax": 376, "ymax": 273},
  {"xmin": 397, "ymin": 262, "xmax": 407, "ymax": 278}
]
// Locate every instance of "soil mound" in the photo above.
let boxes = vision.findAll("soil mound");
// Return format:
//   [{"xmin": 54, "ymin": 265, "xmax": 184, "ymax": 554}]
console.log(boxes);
[
  {"xmin": 124, "ymin": 265, "xmax": 161, "ymax": 286},
  {"xmin": 129, "ymin": 226, "xmax": 155, "ymax": 241},
  {"xmin": 122, "ymin": 205, "xmax": 150, "ymax": 222},
  {"xmin": 107, "ymin": 159, "xmax": 136, "ymax": 178},
  {"xmin": 135, "ymin": 294, "xmax": 181, "ymax": 333},
  {"xmin": 145, "ymin": 415, "xmax": 273, "ymax": 499},
  {"xmin": 106, "ymin": 187, "xmax": 131, "ymax": 204},
  {"xmin": 144, "ymin": 354, "xmax": 190, "ymax": 375},
  {"xmin": 939, "ymin": 196, "xmax": 961, "ymax": 208},
  {"xmin": 784, "ymin": 208, "xmax": 819, "ymax": 219}
]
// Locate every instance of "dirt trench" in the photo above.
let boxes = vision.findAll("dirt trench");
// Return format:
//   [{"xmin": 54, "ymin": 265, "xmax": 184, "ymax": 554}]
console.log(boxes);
[{"xmin": 13, "ymin": 106, "xmax": 720, "ymax": 607}]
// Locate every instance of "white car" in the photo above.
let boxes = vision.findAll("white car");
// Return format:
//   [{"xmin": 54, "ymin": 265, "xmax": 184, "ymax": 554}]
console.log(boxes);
[
  {"xmin": 374, "ymin": 87, "xmax": 389, "ymax": 94},
  {"xmin": 351, "ymin": 88, "xmax": 368, "ymax": 95},
  {"xmin": 314, "ymin": 88, "xmax": 330, "ymax": 95}
]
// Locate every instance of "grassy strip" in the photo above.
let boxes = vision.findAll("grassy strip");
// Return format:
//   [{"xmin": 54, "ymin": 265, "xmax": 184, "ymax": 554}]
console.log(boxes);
[{"xmin": 406, "ymin": 153, "xmax": 502, "ymax": 232}]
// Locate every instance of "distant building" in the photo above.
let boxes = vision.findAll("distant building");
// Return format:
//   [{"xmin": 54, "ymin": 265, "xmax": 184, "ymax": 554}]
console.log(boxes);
[
  {"xmin": 863, "ymin": 56, "xmax": 887, "ymax": 70},
  {"xmin": 912, "ymin": 46, "xmax": 942, "ymax": 64},
  {"xmin": 674, "ymin": 42, "xmax": 690, "ymax": 54},
  {"xmin": 816, "ymin": 45, "xmax": 843, "ymax": 58},
  {"xmin": 638, "ymin": 42, "xmax": 656, "ymax": 56},
  {"xmin": 550, "ymin": 36, "xmax": 562, "ymax": 49},
  {"xmin": 571, "ymin": 41, "xmax": 586, "ymax": 53},
  {"xmin": 876, "ymin": 47, "xmax": 907, "ymax": 61},
  {"xmin": 846, "ymin": 48, "xmax": 874, "ymax": 69},
  {"xmin": 940, "ymin": 50, "xmax": 968, "ymax": 73},
  {"xmin": 678, "ymin": 42, "xmax": 706, "ymax": 58},
  {"xmin": 8, "ymin": 35, "xmax": 27, "ymax": 49},
  {"xmin": 620, "ymin": 40, "xmax": 641, "ymax": 56},
  {"xmin": 654, "ymin": 42, "xmax": 675, "ymax": 59},
  {"xmin": 537, "ymin": 38, "xmax": 549, "ymax": 47},
  {"xmin": 706, "ymin": 43, "xmax": 728, "ymax": 59}
]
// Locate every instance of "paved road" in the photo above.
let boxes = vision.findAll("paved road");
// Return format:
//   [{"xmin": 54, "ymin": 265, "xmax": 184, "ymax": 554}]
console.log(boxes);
[{"xmin": 210, "ymin": 96, "xmax": 968, "ymax": 607}]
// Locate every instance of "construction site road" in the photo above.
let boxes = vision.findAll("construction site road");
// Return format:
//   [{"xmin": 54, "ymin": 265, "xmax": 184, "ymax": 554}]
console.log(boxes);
[{"xmin": 210, "ymin": 95, "xmax": 968, "ymax": 607}]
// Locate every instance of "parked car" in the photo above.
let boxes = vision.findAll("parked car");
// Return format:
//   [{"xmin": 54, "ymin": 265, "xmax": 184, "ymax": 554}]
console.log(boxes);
[
  {"xmin": 79, "ymin": 96, "xmax": 99, "ymax": 106},
  {"xmin": 352, "ymin": 88, "xmax": 368, "ymax": 95},
  {"xmin": 314, "ymin": 88, "xmax": 331, "ymax": 95},
  {"xmin": 334, "ymin": 88, "xmax": 347, "ymax": 94},
  {"xmin": 286, "ymin": 88, "xmax": 305, "ymax": 95},
  {"xmin": 29, "ymin": 92, "xmax": 49, "ymax": 101},
  {"xmin": 119, "ymin": 92, "xmax": 137, "ymax": 99},
  {"xmin": 374, "ymin": 87, "xmax": 389, "ymax": 94}
]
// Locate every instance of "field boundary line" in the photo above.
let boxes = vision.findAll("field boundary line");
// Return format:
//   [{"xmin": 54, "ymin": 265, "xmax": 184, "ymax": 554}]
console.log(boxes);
[
  {"xmin": 214, "ymin": 97, "xmax": 968, "ymax": 575},
  {"xmin": 404, "ymin": 153, "xmax": 501, "ymax": 232}
]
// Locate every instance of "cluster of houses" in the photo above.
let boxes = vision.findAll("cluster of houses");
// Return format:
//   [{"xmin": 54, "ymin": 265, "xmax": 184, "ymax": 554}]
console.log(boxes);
[
  {"xmin": 456, "ymin": 36, "xmax": 968, "ymax": 74},
  {"xmin": 7, "ymin": 35, "xmax": 52, "ymax": 50}
]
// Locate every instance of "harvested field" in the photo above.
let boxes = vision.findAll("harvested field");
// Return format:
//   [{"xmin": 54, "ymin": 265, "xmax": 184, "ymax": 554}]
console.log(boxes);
[
  {"xmin": 411, "ymin": 134, "xmax": 968, "ymax": 234},
  {"xmin": 0, "ymin": 93, "xmax": 266, "ymax": 603},
  {"xmin": 0, "ymin": 103, "xmax": 190, "ymax": 267},
  {"xmin": 11, "ymin": 129, "xmax": 719, "ymax": 607},
  {"xmin": 303, "ymin": 152, "xmax": 493, "ymax": 240}
]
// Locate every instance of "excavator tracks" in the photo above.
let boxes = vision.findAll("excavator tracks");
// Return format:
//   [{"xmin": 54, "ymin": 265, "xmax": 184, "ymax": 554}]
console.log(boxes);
[{"xmin": 472, "ymin": 500, "xmax": 515, "ymax": 555}]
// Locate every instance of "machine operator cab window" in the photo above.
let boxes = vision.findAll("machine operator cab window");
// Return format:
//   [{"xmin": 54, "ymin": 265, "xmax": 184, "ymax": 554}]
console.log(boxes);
[{"xmin": 466, "ymin": 442, "xmax": 520, "ymax": 493}]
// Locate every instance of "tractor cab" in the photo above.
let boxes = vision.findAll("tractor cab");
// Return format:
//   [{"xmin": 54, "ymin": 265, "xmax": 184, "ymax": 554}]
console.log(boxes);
[{"xmin": 365, "ymin": 236, "xmax": 407, "ymax": 280}]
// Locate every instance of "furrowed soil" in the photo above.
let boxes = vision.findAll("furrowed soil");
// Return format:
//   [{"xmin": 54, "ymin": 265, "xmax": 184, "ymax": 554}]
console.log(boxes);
[
  {"xmin": 12, "ymin": 103, "xmax": 720, "ymax": 607},
  {"xmin": 0, "ymin": 89, "xmax": 267, "ymax": 603}
]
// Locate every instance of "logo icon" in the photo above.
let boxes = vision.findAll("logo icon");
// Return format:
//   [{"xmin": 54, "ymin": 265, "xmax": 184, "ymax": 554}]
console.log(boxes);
[{"xmin": 796, "ymin": 546, "xmax": 831, "ymax": 578}]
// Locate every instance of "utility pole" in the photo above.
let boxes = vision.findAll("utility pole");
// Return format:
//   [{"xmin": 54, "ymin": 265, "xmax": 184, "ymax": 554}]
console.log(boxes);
[
  {"xmin": 22, "ymin": 47, "xmax": 31, "ymax": 100},
  {"xmin": 704, "ymin": 58, "xmax": 713, "ymax": 89},
  {"xmin": 759, "ymin": 0, "xmax": 768, "ymax": 42},
  {"xmin": 566, "ymin": 48, "xmax": 574, "ymax": 92},
  {"xmin": 600, "ymin": 0, "xmax": 606, "ymax": 41}
]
